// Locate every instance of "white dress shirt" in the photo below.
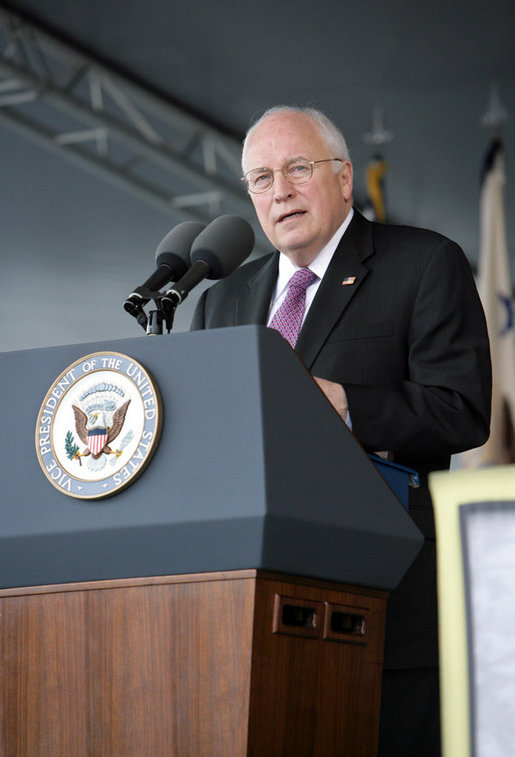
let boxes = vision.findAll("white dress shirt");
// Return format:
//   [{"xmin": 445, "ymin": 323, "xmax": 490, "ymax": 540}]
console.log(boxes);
[
  {"xmin": 266, "ymin": 208, "xmax": 354, "ymax": 428},
  {"xmin": 266, "ymin": 207, "xmax": 354, "ymax": 325}
]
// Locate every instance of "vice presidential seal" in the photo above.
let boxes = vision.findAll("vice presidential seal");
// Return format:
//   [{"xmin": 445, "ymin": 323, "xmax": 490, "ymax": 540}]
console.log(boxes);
[{"xmin": 35, "ymin": 352, "xmax": 162, "ymax": 499}]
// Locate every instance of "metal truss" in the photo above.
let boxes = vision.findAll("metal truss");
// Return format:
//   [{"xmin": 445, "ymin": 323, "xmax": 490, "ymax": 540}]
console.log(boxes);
[{"xmin": 0, "ymin": 6, "xmax": 267, "ymax": 248}]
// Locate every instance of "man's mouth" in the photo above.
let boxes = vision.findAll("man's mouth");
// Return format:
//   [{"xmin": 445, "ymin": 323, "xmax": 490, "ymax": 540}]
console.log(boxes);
[{"xmin": 277, "ymin": 210, "xmax": 306, "ymax": 223}]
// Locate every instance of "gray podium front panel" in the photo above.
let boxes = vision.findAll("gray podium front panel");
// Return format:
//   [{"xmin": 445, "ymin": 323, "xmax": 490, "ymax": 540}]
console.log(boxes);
[{"xmin": 0, "ymin": 326, "xmax": 422, "ymax": 589}]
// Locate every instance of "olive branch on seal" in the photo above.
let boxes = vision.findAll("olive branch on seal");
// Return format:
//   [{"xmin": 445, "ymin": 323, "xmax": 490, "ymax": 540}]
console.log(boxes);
[{"xmin": 64, "ymin": 430, "xmax": 81, "ymax": 466}]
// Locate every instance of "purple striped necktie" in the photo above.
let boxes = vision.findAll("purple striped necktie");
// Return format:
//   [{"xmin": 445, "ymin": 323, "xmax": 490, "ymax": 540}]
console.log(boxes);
[{"xmin": 269, "ymin": 267, "xmax": 317, "ymax": 347}]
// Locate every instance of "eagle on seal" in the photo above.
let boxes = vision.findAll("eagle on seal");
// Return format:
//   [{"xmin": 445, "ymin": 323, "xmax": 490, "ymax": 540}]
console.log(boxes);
[{"xmin": 72, "ymin": 399, "xmax": 131, "ymax": 460}]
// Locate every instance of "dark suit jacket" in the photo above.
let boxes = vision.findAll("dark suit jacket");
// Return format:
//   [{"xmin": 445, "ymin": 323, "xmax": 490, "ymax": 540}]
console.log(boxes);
[{"xmin": 191, "ymin": 209, "xmax": 491, "ymax": 667}]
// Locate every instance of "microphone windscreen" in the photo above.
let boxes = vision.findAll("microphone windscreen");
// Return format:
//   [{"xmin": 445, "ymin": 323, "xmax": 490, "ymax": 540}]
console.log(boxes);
[
  {"xmin": 155, "ymin": 221, "xmax": 206, "ymax": 277},
  {"xmin": 190, "ymin": 215, "xmax": 255, "ymax": 279}
]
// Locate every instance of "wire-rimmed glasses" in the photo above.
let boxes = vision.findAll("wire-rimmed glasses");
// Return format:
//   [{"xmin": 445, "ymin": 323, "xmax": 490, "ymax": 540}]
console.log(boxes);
[{"xmin": 241, "ymin": 157, "xmax": 343, "ymax": 194}]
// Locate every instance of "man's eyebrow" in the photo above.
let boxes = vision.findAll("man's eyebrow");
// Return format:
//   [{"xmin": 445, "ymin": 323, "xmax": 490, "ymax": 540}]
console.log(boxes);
[{"xmin": 248, "ymin": 156, "xmax": 309, "ymax": 171}]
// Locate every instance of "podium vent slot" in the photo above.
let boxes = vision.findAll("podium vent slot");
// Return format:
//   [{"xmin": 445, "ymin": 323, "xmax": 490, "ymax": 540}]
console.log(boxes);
[
  {"xmin": 272, "ymin": 594, "xmax": 322, "ymax": 638},
  {"xmin": 282, "ymin": 604, "xmax": 317, "ymax": 629},
  {"xmin": 330, "ymin": 612, "xmax": 365, "ymax": 635},
  {"xmin": 323, "ymin": 602, "xmax": 369, "ymax": 645}
]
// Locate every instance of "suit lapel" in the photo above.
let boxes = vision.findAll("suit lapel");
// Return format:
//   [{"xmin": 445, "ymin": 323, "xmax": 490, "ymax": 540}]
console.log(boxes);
[
  {"xmin": 295, "ymin": 211, "xmax": 375, "ymax": 369},
  {"xmin": 235, "ymin": 251, "xmax": 279, "ymax": 324}
]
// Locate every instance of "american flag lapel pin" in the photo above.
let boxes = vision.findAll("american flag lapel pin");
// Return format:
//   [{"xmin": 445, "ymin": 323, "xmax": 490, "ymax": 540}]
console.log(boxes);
[{"xmin": 341, "ymin": 276, "xmax": 356, "ymax": 286}]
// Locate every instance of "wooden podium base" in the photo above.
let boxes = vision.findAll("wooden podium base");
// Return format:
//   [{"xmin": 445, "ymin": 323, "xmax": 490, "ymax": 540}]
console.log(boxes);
[{"xmin": 0, "ymin": 570, "xmax": 387, "ymax": 756}]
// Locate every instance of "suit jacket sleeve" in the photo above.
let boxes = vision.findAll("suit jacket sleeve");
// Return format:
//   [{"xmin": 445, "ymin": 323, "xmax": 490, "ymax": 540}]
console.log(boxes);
[{"xmin": 342, "ymin": 237, "xmax": 491, "ymax": 463}]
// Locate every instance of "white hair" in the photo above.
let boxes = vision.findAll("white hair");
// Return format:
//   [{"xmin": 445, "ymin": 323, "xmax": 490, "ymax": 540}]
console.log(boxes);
[{"xmin": 241, "ymin": 105, "xmax": 350, "ymax": 173}]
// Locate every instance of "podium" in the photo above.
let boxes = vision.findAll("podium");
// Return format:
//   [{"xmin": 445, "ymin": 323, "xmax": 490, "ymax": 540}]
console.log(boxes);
[{"xmin": 0, "ymin": 326, "xmax": 422, "ymax": 756}]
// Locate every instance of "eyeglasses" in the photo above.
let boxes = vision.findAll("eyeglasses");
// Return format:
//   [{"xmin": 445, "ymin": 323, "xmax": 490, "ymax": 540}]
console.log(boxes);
[{"xmin": 241, "ymin": 157, "xmax": 343, "ymax": 194}]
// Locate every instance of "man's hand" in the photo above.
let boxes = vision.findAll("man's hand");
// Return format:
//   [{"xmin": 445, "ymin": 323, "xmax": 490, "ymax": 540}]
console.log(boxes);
[{"xmin": 313, "ymin": 377, "xmax": 349, "ymax": 421}]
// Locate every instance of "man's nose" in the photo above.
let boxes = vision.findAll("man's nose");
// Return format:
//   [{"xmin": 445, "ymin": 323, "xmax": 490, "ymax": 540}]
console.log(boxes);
[{"xmin": 273, "ymin": 171, "xmax": 294, "ymax": 201}]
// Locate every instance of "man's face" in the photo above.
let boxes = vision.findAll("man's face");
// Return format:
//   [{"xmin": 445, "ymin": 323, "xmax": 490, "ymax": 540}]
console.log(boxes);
[{"xmin": 243, "ymin": 113, "xmax": 353, "ymax": 266}]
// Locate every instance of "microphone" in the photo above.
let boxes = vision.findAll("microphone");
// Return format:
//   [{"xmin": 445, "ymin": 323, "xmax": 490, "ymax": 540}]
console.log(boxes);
[
  {"xmin": 123, "ymin": 221, "xmax": 205, "ymax": 316},
  {"xmin": 162, "ymin": 215, "xmax": 255, "ymax": 308}
]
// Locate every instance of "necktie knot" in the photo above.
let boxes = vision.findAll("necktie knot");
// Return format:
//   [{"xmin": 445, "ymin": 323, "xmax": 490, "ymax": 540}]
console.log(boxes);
[
  {"xmin": 288, "ymin": 267, "xmax": 318, "ymax": 292},
  {"xmin": 269, "ymin": 267, "xmax": 317, "ymax": 347}
]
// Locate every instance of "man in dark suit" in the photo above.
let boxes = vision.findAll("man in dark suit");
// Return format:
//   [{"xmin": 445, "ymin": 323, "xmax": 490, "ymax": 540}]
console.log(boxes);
[{"xmin": 191, "ymin": 106, "xmax": 491, "ymax": 756}]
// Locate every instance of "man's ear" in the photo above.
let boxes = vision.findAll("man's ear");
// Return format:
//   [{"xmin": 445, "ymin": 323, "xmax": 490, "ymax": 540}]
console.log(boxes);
[{"xmin": 340, "ymin": 160, "xmax": 353, "ymax": 202}]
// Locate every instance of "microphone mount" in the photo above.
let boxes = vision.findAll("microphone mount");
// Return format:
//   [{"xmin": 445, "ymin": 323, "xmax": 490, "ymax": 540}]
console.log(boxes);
[{"xmin": 124, "ymin": 286, "xmax": 173, "ymax": 335}]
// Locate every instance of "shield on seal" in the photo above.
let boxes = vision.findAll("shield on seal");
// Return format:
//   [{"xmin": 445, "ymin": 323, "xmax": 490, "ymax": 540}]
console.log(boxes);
[{"xmin": 87, "ymin": 427, "xmax": 107, "ymax": 455}]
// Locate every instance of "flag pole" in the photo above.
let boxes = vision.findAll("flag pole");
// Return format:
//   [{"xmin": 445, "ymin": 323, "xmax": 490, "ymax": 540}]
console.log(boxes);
[
  {"xmin": 362, "ymin": 105, "xmax": 393, "ymax": 223},
  {"xmin": 480, "ymin": 82, "xmax": 509, "ymax": 135}
]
